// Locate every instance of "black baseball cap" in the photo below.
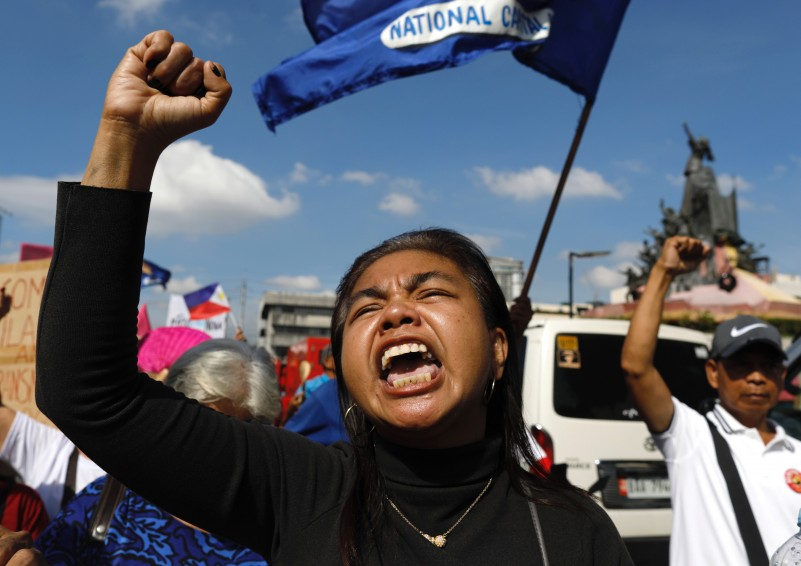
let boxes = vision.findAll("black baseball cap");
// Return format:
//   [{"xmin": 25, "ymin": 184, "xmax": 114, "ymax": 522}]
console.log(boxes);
[{"xmin": 710, "ymin": 315, "xmax": 786, "ymax": 360}]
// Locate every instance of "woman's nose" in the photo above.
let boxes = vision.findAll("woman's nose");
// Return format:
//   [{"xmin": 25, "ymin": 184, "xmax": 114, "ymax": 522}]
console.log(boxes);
[{"xmin": 380, "ymin": 299, "xmax": 419, "ymax": 332}]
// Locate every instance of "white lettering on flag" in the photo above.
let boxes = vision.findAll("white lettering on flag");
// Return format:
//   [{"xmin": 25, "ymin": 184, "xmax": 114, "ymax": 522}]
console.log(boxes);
[{"xmin": 381, "ymin": 0, "xmax": 552, "ymax": 49}]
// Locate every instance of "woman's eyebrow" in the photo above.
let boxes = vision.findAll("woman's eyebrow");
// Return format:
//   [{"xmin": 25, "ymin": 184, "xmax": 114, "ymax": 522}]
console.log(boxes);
[
  {"xmin": 348, "ymin": 286, "xmax": 386, "ymax": 308},
  {"xmin": 405, "ymin": 270, "xmax": 457, "ymax": 290},
  {"xmin": 346, "ymin": 270, "xmax": 458, "ymax": 311}
]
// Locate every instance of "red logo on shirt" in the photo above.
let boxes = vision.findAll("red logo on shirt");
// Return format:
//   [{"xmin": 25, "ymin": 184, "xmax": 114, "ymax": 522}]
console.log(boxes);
[{"xmin": 785, "ymin": 469, "xmax": 801, "ymax": 493}]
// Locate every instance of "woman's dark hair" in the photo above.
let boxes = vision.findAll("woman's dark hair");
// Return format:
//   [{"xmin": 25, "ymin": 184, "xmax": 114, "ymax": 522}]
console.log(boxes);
[{"xmin": 331, "ymin": 228, "xmax": 579, "ymax": 565}]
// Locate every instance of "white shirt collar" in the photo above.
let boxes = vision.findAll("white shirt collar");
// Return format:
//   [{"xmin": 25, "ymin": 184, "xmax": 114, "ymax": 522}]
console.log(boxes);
[{"xmin": 709, "ymin": 401, "xmax": 795, "ymax": 451}]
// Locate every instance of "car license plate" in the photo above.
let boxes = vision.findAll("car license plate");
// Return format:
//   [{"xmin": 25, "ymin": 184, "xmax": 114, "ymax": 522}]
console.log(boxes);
[{"xmin": 618, "ymin": 477, "xmax": 670, "ymax": 499}]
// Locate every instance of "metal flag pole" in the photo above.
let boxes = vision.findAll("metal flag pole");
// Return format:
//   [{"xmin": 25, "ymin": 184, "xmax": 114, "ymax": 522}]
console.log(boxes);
[{"xmin": 519, "ymin": 99, "xmax": 595, "ymax": 298}]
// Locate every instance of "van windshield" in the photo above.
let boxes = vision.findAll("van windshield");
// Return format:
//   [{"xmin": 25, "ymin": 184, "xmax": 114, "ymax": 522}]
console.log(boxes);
[{"xmin": 552, "ymin": 332, "xmax": 714, "ymax": 421}]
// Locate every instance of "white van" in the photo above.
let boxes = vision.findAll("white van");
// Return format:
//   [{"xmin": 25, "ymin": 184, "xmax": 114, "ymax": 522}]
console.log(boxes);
[{"xmin": 520, "ymin": 317, "xmax": 713, "ymax": 565}]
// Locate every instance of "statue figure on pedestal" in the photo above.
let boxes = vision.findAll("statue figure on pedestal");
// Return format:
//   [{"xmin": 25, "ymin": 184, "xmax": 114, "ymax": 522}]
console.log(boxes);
[
  {"xmin": 626, "ymin": 124, "xmax": 768, "ymax": 299},
  {"xmin": 680, "ymin": 123, "xmax": 739, "ymax": 246}
]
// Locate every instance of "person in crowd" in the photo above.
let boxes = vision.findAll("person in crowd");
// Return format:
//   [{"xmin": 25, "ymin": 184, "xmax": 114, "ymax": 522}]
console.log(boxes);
[
  {"xmin": 621, "ymin": 235, "xmax": 801, "ymax": 565},
  {"xmin": 284, "ymin": 350, "xmax": 348, "ymax": 445},
  {"xmin": 0, "ymin": 462, "xmax": 49, "ymax": 539},
  {"xmin": 0, "ymin": 323, "xmax": 210, "ymax": 522},
  {"xmin": 0, "ymin": 525, "xmax": 46, "ymax": 565},
  {"xmin": 136, "ymin": 325, "xmax": 211, "ymax": 381},
  {"xmin": 35, "ymin": 338, "xmax": 279, "ymax": 565},
  {"xmin": 34, "ymin": 30, "xmax": 632, "ymax": 565},
  {"xmin": 299, "ymin": 344, "xmax": 337, "ymax": 399},
  {"xmin": 282, "ymin": 345, "xmax": 337, "ymax": 425},
  {"xmin": 0, "ymin": 398, "xmax": 105, "ymax": 523}
]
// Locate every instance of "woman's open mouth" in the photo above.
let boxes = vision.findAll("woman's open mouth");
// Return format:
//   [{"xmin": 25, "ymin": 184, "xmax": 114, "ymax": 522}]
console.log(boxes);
[{"xmin": 380, "ymin": 342, "xmax": 442, "ymax": 389}]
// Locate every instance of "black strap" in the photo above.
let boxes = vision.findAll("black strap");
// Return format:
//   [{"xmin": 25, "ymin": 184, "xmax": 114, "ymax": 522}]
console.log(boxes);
[
  {"xmin": 89, "ymin": 476, "xmax": 127, "ymax": 542},
  {"xmin": 528, "ymin": 501, "xmax": 550, "ymax": 566},
  {"xmin": 706, "ymin": 418, "xmax": 768, "ymax": 566},
  {"xmin": 61, "ymin": 447, "xmax": 80, "ymax": 508}
]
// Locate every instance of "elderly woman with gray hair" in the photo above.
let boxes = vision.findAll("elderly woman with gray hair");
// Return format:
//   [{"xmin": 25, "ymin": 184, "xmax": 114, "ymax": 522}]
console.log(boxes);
[
  {"xmin": 165, "ymin": 339, "xmax": 281, "ymax": 424},
  {"xmin": 34, "ymin": 339, "xmax": 279, "ymax": 565}
]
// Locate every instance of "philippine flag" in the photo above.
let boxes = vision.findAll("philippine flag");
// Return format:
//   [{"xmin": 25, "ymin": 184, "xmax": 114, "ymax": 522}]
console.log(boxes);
[{"xmin": 184, "ymin": 283, "xmax": 231, "ymax": 321}]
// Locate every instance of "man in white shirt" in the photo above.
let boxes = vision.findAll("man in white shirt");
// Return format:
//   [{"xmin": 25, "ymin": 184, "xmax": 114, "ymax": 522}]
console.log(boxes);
[
  {"xmin": 0, "ymin": 404, "xmax": 104, "ymax": 521},
  {"xmin": 621, "ymin": 235, "xmax": 801, "ymax": 565}
]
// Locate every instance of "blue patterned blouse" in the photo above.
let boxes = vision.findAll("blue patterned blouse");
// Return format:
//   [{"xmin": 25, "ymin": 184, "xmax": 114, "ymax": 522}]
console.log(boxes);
[{"xmin": 35, "ymin": 476, "xmax": 267, "ymax": 565}]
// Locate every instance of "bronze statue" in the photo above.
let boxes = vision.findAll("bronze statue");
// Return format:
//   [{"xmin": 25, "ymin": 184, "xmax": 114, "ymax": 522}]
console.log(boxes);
[
  {"xmin": 625, "ymin": 124, "xmax": 767, "ymax": 298},
  {"xmin": 679, "ymin": 123, "xmax": 739, "ymax": 246}
]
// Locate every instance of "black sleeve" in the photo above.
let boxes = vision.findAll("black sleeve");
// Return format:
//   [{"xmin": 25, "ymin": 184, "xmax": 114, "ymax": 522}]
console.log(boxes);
[{"xmin": 35, "ymin": 183, "xmax": 353, "ymax": 559}]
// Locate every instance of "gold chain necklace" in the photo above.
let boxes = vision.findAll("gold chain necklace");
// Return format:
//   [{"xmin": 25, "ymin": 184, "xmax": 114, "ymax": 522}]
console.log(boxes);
[{"xmin": 385, "ymin": 476, "xmax": 493, "ymax": 548}]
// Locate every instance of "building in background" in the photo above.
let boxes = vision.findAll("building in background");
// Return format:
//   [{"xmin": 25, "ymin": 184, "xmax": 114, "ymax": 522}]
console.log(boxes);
[
  {"xmin": 257, "ymin": 292, "xmax": 335, "ymax": 358},
  {"xmin": 488, "ymin": 256, "xmax": 524, "ymax": 303}
]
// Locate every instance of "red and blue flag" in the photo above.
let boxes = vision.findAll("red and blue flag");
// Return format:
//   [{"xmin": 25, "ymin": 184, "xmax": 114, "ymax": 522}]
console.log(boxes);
[{"xmin": 183, "ymin": 283, "xmax": 231, "ymax": 321}]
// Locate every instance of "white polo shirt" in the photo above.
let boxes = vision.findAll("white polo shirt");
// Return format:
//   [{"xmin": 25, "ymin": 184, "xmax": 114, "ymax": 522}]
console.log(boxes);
[
  {"xmin": 654, "ymin": 398, "xmax": 801, "ymax": 566},
  {"xmin": 0, "ymin": 411, "xmax": 105, "ymax": 520}
]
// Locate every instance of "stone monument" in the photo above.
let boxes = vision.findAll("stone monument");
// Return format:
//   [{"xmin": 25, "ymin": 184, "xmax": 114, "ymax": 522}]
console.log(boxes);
[{"xmin": 625, "ymin": 124, "xmax": 766, "ymax": 296}]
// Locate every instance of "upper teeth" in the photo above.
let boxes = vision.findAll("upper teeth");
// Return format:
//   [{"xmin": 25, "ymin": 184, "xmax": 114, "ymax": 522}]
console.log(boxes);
[{"xmin": 381, "ymin": 343, "xmax": 432, "ymax": 370}]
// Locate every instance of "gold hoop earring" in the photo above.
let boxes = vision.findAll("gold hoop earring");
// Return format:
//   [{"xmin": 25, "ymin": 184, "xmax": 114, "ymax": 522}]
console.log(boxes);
[
  {"xmin": 483, "ymin": 378, "xmax": 496, "ymax": 405},
  {"xmin": 344, "ymin": 403, "xmax": 375, "ymax": 435},
  {"xmin": 344, "ymin": 403, "xmax": 357, "ymax": 422}
]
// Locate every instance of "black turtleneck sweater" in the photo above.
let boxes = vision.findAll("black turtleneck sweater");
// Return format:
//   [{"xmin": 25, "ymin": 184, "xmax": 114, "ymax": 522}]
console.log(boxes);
[{"xmin": 36, "ymin": 183, "xmax": 632, "ymax": 565}]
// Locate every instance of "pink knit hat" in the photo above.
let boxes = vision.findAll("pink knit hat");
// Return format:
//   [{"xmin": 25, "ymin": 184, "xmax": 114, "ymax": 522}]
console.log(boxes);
[{"xmin": 137, "ymin": 326, "xmax": 212, "ymax": 373}]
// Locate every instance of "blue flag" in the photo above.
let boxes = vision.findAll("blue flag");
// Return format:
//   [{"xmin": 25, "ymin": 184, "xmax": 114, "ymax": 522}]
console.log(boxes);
[
  {"xmin": 254, "ymin": 0, "xmax": 629, "ymax": 131},
  {"xmin": 141, "ymin": 259, "xmax": 171, "ymax": 288}
]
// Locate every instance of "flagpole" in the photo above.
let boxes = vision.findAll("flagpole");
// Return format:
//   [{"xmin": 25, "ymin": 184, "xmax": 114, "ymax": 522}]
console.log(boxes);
[{"xmin": 519, "ymin": 99, "xmax": 595, "ymax": 298}]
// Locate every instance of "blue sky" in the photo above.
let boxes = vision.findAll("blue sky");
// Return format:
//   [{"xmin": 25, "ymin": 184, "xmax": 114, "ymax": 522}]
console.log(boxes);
[{"xmin": 2, "ymin": 1, "xmax": 800, "ymax": 338}]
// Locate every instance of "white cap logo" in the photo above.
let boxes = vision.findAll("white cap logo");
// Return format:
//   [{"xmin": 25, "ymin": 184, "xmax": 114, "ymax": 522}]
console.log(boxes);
[{"xmin": 730, "ymin": 323, "xmax": 768, "ymax": 338}]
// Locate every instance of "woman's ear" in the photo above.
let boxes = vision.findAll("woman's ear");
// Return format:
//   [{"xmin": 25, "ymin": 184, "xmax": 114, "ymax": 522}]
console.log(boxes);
[{"xmin": 491, "ymin": 328, "xmax": 508, "ymax": 380}]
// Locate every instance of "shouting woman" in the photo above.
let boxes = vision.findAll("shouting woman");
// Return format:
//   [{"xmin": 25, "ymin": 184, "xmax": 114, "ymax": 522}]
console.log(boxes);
[{"xmin": 35, "ymin": 30, "xmax": 632, "ymax": 565}]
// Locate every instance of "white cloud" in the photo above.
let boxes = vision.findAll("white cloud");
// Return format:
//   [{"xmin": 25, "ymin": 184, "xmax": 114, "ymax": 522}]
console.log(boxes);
[
  {"xmin": 466, "ymin": 234, "xmax": 502, "ymax": 254},
  {"xmin": 582, "ymin": 265, "xmax": 626, "ymax": 289},
  {"xmin": 666, "ymin": 174, "xmax": 684, "ymax": 187},
  {"xmin": 379, "ymin": 193, "xmax": 419, "ymax": 216},
  {"xmin": 342, "ymin": 171, "xmax": 380, "ymax": 185},
  {"xmin": 716, "ymin": 173, "xmax": 752, "ymax": 195},
  {"xmin": 340, "ymin": 172, "xmax": 422, "ymax": 200},
  {"xmin": 611, "ymin": 240, "xmax": 642, "ymax": 261},
  {"xmin": 0, "ymin": 143, "xmax": 298, "ymax": 238},
  {"xmin": 267, "ymin": 275, "xmax": 321, "ymax": 291},
  {"xmin": 289, "ymin": 162, "xmax": 313, "ymax": 184},
  {"xmin": 165, "ymin": 275, "xmax": 204, "ymax": 294},
  {"xmin": 98, "ymin": 0, "xmax": 169, "ymax": 26},
  {"xmin": 475, "ymin": 166, "xmax": 621, "ymax": 201},
  {"xmin": 0, "ymin": 175, "xmax": 67, "ymax": 227},
  {"xmin": 148, "ymin": 140, "xmax": 300, "ymax": 237},
  {"xmin": 286, "ymin": 162, "xmax": 331, "ymax": 185}
]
